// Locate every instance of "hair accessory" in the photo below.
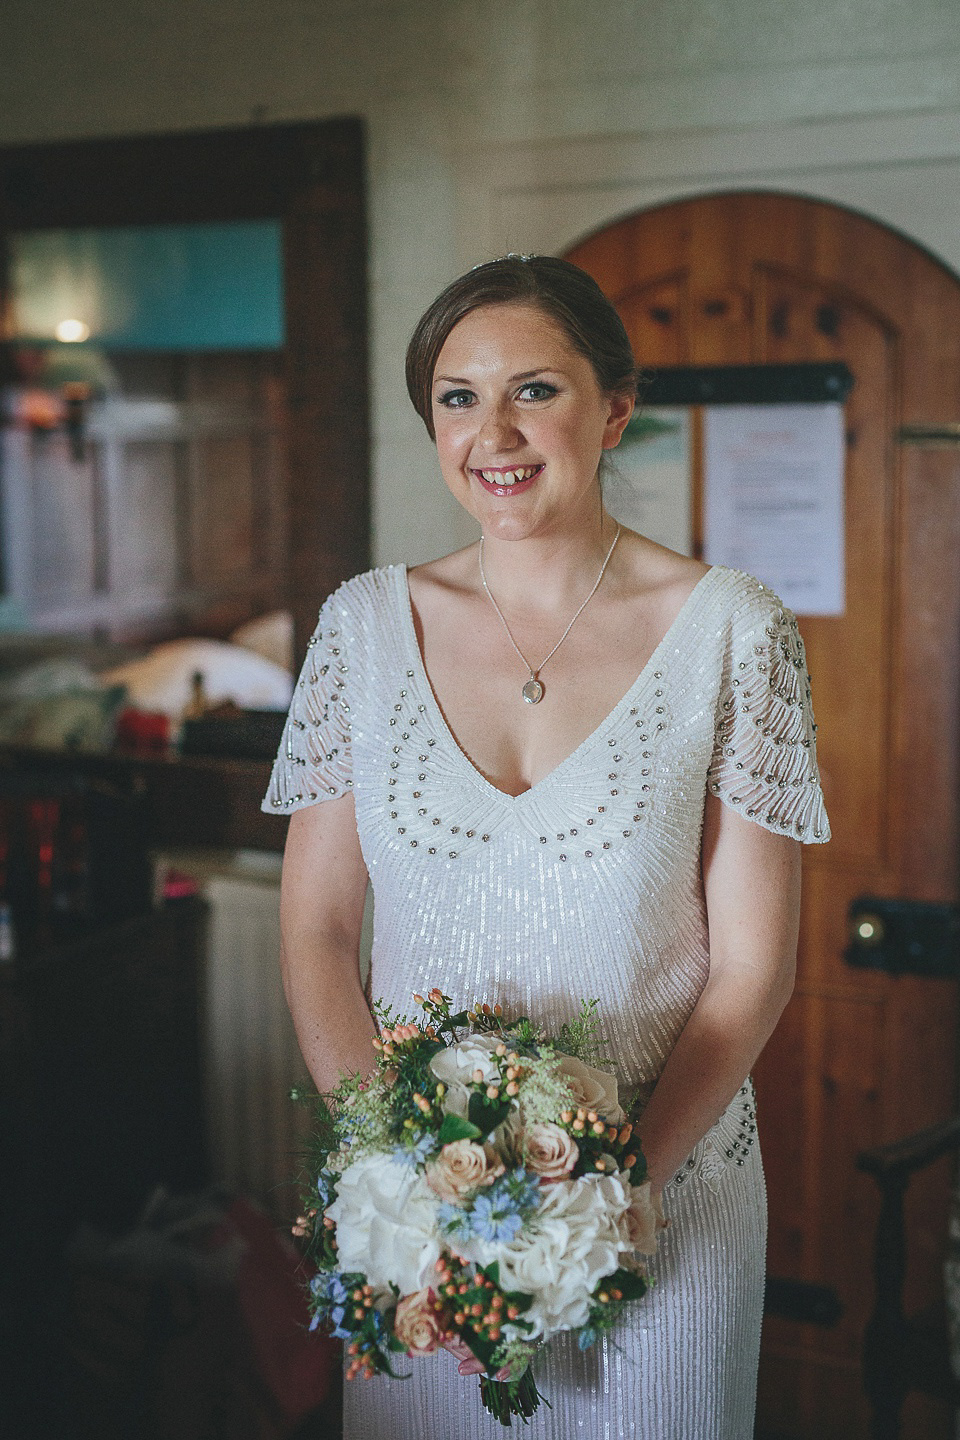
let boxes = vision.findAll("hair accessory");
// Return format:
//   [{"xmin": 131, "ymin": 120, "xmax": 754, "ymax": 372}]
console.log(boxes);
[{"xmin": 478, "ymin": 523, "xmax": 621, "ymax": 704}]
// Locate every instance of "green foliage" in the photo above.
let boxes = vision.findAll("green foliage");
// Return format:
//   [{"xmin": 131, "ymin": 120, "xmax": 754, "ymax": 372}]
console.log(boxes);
[
  {"xmin": 553, "ymin": 999, "xmax": 611, "ymax": 1068},
  {"xmin": 468, "ymin": 1091, "xmax": 513, "ymax": 1137},
  {"xmin": 438, "ymin": 1113, "xmax": 482, "ymax": 1144}
]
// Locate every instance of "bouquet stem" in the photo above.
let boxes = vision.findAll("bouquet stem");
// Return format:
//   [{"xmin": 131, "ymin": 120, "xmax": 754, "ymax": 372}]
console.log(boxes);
[{"xmin": 479, "ymin": 1369, "xmax": 543, "ymax": 1426}]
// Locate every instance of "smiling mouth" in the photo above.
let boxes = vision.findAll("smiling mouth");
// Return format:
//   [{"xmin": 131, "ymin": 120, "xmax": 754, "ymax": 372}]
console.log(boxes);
[{"xmin": 471, "ymin": 464, "xmax": 544, "ymax": 490}]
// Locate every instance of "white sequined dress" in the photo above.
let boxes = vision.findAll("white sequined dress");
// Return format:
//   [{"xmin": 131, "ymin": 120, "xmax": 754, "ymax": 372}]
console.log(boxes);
[{"xmin": 264, "ymin": 562, "xmax": 829, "ymax": 1440}]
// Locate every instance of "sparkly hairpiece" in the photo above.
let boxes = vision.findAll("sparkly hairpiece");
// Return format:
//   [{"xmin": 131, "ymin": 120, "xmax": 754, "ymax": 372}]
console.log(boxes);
[{"xmin": 471, "ymin": 252, "xmax": 539, "ymax": 270}]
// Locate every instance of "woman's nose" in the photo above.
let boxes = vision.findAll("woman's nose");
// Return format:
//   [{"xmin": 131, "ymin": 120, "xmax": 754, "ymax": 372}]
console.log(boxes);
[{"xmin": 479, "ymin": 408, "xmax": 520, "ymax": 450}]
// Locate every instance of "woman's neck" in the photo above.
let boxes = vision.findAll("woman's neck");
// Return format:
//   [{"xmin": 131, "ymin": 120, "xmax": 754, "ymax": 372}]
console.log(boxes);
[{"xmin": 476, "ymin": 510, "xmax": 621, "ymax": 615}]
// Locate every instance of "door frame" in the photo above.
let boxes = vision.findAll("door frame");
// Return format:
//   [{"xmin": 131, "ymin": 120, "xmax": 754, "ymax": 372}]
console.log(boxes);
[{"xmin": 0, "ymin": 118, "xmax": 371, "ymax": 657}]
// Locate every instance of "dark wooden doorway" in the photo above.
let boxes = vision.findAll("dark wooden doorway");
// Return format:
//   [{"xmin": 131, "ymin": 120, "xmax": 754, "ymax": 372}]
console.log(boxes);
[
  {"xmin": 567, "ymin": 192, "xmax": 960, "ymax": 1440},
  {"xmin": 0, "ymin": 119, "xmax": 370, "ymax": 657}
]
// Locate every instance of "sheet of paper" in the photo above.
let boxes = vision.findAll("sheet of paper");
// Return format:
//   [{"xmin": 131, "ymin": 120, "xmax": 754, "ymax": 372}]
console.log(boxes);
[
  {"xmin": 704, "ymin": 403, "xmax": 845, "ymax": 615},
  {"xmin": 605, "ymin": 407, "xmax": 692, "ymax": 556}
]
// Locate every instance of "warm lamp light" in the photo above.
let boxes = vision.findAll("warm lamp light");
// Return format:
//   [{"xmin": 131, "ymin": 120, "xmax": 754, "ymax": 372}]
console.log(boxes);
[{"xmin": 55, "ymin": 319, "xmax": 90, "ymax": 343}]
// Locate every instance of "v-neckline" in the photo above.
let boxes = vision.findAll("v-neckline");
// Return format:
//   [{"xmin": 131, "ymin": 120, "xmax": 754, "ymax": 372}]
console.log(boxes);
[{"xmin": 394, "ymin": 562, "xmax": 718, "ymax": 804}]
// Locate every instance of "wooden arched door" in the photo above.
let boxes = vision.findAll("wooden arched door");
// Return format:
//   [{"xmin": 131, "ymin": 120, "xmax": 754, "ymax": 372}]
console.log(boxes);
[{"xmin": 567, "ymin": 194, "xmax": 960, "ymax": 1440}]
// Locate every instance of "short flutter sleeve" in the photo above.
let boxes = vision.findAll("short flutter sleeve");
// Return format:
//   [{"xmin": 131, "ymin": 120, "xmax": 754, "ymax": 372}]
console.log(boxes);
[
  {"xmin": 261, "ymin": 594, "xmax": 353, "ymax": 814},
  {"xmin": 706, "ymin": 593, "xmax": 830, "ymax": 844}
]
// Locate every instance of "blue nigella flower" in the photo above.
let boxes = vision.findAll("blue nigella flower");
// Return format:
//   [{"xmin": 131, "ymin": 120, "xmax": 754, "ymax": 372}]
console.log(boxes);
[
  {"xmin": 469, "ymin": 1190, "xmax": 525, "ymax": 1243},
  {"xmin": 437, "ymin": 1201, "xmax": 474, "ymax": 1238},
  {"xmin": 329, "ymin": 1303, "xmax": 352, "ymax": 1340},
  {"xmin": 391, "ymin": 1132, "xmax": 438, "ymax": 1170},
  {"xmin": 316, "ymin": 1171, "xmax": 335, "ymax": 1206}
]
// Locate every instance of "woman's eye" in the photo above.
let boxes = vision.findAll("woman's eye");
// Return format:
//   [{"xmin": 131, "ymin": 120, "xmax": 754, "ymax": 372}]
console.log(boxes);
[
  {"xmin": 437, "ymin": 389, "xmax": 475, "ymax": 409},
  {"xmin": 517, "ymin": 382, "xmax": 557, "ymax": 402}
]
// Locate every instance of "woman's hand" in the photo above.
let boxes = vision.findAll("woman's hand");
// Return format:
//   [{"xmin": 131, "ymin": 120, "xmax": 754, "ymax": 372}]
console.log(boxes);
[
  {"xmin": 637, "ymin": 792, "xmax": 801, "ymax": 1191},
  {"xmin": 443, "ymin": 1336, "xmax": 510, "ymax": 1381}
]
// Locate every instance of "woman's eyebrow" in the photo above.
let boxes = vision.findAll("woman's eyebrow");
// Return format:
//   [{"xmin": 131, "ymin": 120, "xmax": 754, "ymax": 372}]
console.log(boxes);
[{"xmin": 433, "ymin": 367, "xmax": 564, "ymax": 386}]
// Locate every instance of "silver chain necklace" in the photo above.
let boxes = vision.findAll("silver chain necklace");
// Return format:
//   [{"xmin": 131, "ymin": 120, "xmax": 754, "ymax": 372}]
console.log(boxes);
[{"xmin": 478, "ymin": 523, "xmax": 622, "ymax": 704}]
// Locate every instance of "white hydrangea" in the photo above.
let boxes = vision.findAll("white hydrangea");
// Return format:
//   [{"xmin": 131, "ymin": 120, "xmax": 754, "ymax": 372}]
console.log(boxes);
[{"xmin": 327, "ymin": 1153, "xmax": 441, "ymax": 1296}]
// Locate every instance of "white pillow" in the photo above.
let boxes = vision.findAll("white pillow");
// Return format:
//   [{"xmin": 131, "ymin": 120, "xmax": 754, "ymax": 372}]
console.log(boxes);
[{"xmin": 101, "ymin": 638, "xmax": 294, "ymax": 720}]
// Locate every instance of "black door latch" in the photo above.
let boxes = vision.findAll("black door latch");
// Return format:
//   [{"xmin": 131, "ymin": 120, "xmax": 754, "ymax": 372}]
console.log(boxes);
[{"xmin": 846, "ymin": 896, "xmax": 960, "ymax": 978}]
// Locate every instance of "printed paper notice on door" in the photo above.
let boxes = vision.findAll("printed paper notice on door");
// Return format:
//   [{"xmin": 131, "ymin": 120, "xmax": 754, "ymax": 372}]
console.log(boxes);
[{"xmin": 703, "ymin": 403, "xmax": 845, "ymax": 615}]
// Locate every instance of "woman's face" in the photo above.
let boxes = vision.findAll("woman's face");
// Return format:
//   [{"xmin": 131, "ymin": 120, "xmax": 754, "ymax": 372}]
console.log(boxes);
[{"xmin": 430, "ymin": 302, "xmax": 633, "ymax": 543}]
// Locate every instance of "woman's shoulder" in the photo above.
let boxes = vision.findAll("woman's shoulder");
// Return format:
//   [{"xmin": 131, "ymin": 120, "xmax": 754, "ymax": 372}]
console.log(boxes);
[{"xmin": 315, "ymin": 563, "xmax": 407, "ymax": 627}]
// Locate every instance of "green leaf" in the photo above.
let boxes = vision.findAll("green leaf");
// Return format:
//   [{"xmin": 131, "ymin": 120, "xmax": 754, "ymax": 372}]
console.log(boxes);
[
  {"xmin": 481, "ymin": 1261, "xmax": 500, "ymax": 1287},
  {"xmin": 438, "ymin": 1113, "xmax": 482, "ymax": 1145},
  {"xmin": 468, "ymin": 1092, "xmax": 513, "ymax": 1136},
  {"xmin": 606, "ymin": 1267, "xmax": 648, "ymax": 1301},
  {"xmin": 447, "ymin": 1010, "xmax": 470, "ymax": 1027}
]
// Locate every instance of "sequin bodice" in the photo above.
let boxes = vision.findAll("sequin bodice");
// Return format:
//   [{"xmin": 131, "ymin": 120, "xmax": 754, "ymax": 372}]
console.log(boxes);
[
  {"xmin": 264, "ymin": 561, "xmax": 829, "ymax": 1439},
  {"xmin": 265, "ymin": 562, "xmax": 827, "ymax": 1102}
]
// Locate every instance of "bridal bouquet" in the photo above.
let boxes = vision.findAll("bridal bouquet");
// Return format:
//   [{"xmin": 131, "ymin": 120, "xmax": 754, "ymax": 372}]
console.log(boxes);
[{"xmin": 292, "ymin": 990, "xmax": 664, "ymax": 1426}]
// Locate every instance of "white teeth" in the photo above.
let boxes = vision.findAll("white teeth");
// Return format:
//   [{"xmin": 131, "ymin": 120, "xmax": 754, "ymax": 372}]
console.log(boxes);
[{"xmin": 479, "ymin": 466, "xmax": 538, "ymax": 485}]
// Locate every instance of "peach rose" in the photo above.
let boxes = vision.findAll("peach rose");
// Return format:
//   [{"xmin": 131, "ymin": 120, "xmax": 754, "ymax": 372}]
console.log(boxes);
[
  {"xmin": 394, "ymin": 1289, "xmax": 446, "ymax": 1356},
  {"xmin": 425, "ymin": 1139, "xmax": 505, "ymax": 1202},
  {"xmin": 523, "ymin": 1123, "xmax": 579, "ymax": 1181},
  {"xmin": 624, "ymin": 1181, "xmax": 667, "ymax": 1255}
]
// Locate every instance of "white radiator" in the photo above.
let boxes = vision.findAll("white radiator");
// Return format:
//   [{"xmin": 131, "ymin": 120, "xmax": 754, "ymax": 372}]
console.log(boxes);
[{"xmin": 156, "ymin": 849, "xmax": 372, "ymax": 1224}]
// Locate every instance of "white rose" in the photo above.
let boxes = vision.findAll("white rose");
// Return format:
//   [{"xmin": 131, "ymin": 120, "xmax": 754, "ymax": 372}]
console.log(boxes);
[
  {"xmin": 429, "ymin": 1034, "xmax": 504, "ymax": 1119},
  {"xmin": 554, "ymin": 1054, "xmax": 625, "ymax": 1123},
  {"xmin": 327, "ymin": 1154, "xmax": 441, "ymax": 1295}
]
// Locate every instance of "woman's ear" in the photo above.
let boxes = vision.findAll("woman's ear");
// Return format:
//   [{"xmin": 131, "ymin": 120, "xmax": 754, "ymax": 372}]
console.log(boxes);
[{"xmin": 601, "ymin": 392, "xmax": 635, "ymax": 450}]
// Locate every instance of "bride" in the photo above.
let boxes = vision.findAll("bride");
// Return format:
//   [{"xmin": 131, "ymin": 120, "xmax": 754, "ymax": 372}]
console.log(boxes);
[{"xmin": 265, "ymin": 254, "xmax": 829, "ymax": 1438}]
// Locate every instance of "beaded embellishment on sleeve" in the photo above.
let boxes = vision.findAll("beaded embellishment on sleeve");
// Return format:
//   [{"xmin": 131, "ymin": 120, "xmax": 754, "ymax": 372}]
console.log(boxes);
[
  {"xmin": 706, "ymin": 599, "xmax": 830, "ymax": 844},
  {"xmin": 262, "ymin": 595, "xmax": 353, "ymax": 812}
]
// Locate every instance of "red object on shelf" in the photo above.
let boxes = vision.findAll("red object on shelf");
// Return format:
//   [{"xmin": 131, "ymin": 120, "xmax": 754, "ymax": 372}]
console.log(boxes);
[{"xmin": 115, "ymin": 707, "xmax": 171, "ymax": 755}]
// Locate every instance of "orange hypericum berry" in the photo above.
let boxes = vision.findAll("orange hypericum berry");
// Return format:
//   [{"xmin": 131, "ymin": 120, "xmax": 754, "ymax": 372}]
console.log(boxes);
[
  {"xmin": 611, "ymin": 1288, "xmax": 623, "ymax": 1301},
  {"xmin": 429, "ymin": 988, "xmax": 444, "ymax": 1004},
  {"xmin": 619, "ymin": 1123, "xmax": 633, "ymax": 1144},
  {"xmin": 576, "ymin": 1108, "xmax": 587, "ymax": 1121},
  {"xmin": 352, "ymin": 1288, "xmax": 364, "ymax": 1301},
  {"xmin": 488, "ymin": 1326, "xmax": 501, "ymax": 1341},
  {"xmin": 354, "ymin": 1307, "xmax": 365, "ymax": 1319},
  {"xmin": 587, "ymin": 1111, "xmax": 598, "ymax": 1124},
  {"xmin": 505, "ymin": 1081, "xmax": 519, "ymax": 1096},
  {"xmin": 561, "ymin": 1110, "xmax": 574, "ymax": 1124},
  {"xmin": 595, "ymin": 1157, "xmax": 607, "ymax": 1171},
  {"xmin": 458, "ymin": 1283, "xmax": 469, "ymax": 1294},
  {"xmin": 482, "ymin": 1004, "xmax": 492, "ymax": 1016},
  {"xmin": 372, "ymin": 1038, "xmax": 383, "ymax": 1051},
  {"xmin": 624, "ymin": 1153, "xmax": 637, "ymax": 1168},
  {"xmin": 592, "ymin": 1121, "xmax": 606, "ymax": 1136},
  {"xmin": 471, "ymin": 1303, "xmax": 484, "ymax": 1317},
  {"xmin": 507, "ymin": 1306, "xmax": 519, "ymax": 1320},
  {"xmin": 454, "ymin": 1311, "xmax": 466, "ymax": 1325},
  {"xmin": 496, "ymin": 1043, "xmax": 507, "ymax": 1056},
  {"xmin": 413, "ymin": 993, "xmax": 425, "ymax": 1005},
  {"xmin": 491, "ymin": 1295, "xmax": 504, "ymax": 1309},
  {"xmin": 486, "ymin": 1085, "xmax": 500, "ymax": 1099},
  {"xmin": 598, "ymin": 1291, "xmax": 610, "ymax": 1304},
  {"xmin": 572, "ymin": 1119, "xmax": 584, "ymax": 1132},
  {"xmin": 348, "ymin": 1341, "xmax": 360, "ymax": 1355},
  {"xmin": 472, "ymin": 1069, "xmax": 485, "ymax": 1084},
  {"xmin": 493, "ymin": 1004, "xmax": 503, "ymax": 1016}
]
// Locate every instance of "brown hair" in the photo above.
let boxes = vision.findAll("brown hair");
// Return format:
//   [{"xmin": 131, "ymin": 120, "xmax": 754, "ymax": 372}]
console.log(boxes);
[{"xmin": 405, "ymin": 254, "xmax": 638, "ymax": 439}]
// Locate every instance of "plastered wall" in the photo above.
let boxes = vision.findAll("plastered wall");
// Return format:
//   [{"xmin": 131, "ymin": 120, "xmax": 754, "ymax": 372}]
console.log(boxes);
[{"xmin": 2, "ymin": 0, "xmax": 959, "ymax": 569}]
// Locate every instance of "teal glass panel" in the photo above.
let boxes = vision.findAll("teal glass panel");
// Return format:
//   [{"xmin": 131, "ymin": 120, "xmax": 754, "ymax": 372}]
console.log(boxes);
[{"xmin": 10, "ymin": 220, "xmax": 284, "ymax": 350}]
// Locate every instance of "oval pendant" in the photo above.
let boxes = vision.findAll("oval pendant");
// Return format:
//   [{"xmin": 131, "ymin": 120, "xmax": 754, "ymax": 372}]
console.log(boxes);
[{"xmin": 522, "ymin": 677, "xmax": 544, "ymax": 705}]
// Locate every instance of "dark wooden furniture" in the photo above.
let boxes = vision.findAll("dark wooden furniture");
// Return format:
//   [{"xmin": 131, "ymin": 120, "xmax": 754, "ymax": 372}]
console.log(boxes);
[
  {"xmin": 0, "ymin": 898, "xmax": 209, "ymax": 1439},
  {"xmin": 857, "ymin": 1119, "xmax": 960, "ymax": 1439},
  {"xmin": 0, "ymin": 741, "xmax": 283, "ymax": 853}
]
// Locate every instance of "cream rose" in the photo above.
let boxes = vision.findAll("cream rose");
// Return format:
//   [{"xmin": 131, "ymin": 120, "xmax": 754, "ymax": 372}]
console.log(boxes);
[
  {"xmin": 394, "ymin": 1288, "xmax": 446, "ymax": 1356},
  {"xmin": 623, "ymin": 1181, "xmax": 667, "ymax": 1256},
  {"xmin": 425, "ymin": 1139, "xmax": 505, "ymax": 1202},
  {"xmin": 429, "ymin": 1035, "xmax": 504, "ymax": 1119},
  {"xmin": 554, "ymin": 1054, "xmax": 625, "ymax": 1123},
  {"xmin": 523, "ymin": 1123, "xmax": 579, "ymax": 1181}
]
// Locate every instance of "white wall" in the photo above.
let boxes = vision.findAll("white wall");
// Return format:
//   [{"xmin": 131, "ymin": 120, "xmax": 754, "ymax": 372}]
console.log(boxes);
[{"xmin": 3, "ymin": 0, "xmax": 960, "ymax": 570}]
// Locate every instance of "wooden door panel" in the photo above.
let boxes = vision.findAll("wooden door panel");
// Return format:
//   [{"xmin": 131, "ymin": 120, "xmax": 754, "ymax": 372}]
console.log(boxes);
[
  {"xmin": 755, "ymin": 265, "xmax": 895, "ymax": 867},
  {"xmin": 615, "ymin": 275, "xmax": 690, "ymax": 367},
  {"xmin": 566, "ymin": 192, "xmax": 960, "ymax": 1438}
]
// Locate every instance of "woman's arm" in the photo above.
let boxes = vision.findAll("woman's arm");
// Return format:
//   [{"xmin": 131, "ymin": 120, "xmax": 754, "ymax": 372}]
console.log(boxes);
[
  {"xmin": 279, "ymin": 795, "xmax": 377, "ymax": 1093},
  {"xmin": 635, "ymin": 791, "xmax": 801, "ymax": 1194}
]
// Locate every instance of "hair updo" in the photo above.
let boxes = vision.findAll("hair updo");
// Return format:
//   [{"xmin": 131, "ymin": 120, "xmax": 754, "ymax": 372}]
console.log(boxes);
[{"xmin": 405, "ymin": 254, "xmax": 638, "ymax": 439}]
